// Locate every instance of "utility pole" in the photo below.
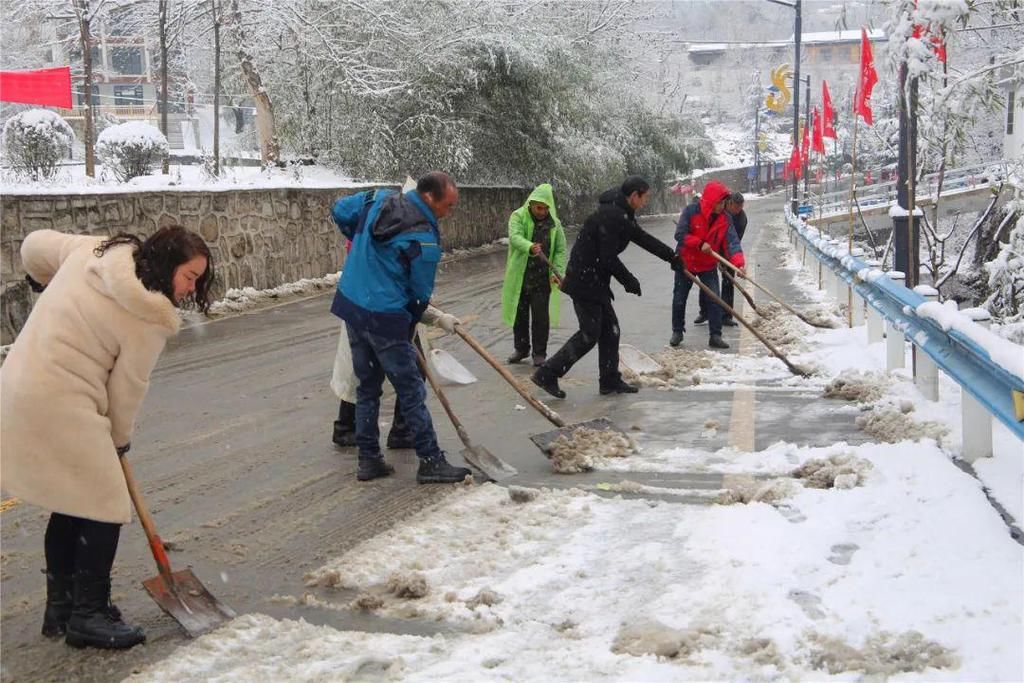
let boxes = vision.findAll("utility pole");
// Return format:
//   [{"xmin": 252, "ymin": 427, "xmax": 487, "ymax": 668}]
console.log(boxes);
[
  {"xmin": 893, "ymin": 61, "xmax": 920, "ymax": 288},
  {"xmin": 802, "ymin": 74, "xmax": 811, "ymax": 201},
  {"xmin": 767, "ymin": 0, "xmax": 801, "ymax": 213},
  {"xmin": 753, "ymin": 105, "xmax": 761, "ymax": 193}
]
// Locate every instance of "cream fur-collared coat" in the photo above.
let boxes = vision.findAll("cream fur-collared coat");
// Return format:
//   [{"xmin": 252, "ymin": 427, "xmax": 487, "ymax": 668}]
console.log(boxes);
[{"xmin": 1, "ymin": 230, "xmax": 181, "ymax": 524}]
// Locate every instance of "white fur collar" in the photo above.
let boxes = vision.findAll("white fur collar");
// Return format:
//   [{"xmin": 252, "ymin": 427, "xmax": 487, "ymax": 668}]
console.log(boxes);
[{"xmin": 85, "ymin": 244, "xmax": 181, "ymax": 334}]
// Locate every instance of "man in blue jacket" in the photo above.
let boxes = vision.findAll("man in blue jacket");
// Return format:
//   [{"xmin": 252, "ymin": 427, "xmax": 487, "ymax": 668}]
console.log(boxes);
[{"xmin": 331, "ymin": 172, "xmax": 471, "ymax": 484}]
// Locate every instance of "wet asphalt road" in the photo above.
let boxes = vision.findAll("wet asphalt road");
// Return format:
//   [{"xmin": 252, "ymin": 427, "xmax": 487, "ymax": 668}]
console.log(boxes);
[{"xmin": 0, "ymin": 194, "xmax": 867, "ymax": 682}]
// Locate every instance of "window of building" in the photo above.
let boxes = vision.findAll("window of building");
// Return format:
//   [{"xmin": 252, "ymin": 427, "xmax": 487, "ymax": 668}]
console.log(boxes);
[
  {"xmin": 111, "ymin": 47, "xmax": 143, "ymax": 75},
  {"xmin": 1008, "ymin": 90, "xmax": 1016, "ymax": 135},
  {"xmin": 114, "ymin": 85, "xmax": 144, "ymax": 106},
  {"xmin": 77, "ymin": 85, "xmax": 99, "ymax": 106}
]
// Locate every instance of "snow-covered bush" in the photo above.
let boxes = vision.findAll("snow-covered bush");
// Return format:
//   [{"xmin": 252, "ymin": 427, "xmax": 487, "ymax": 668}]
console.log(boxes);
[
  {"xmin": 1, "ymin": 109, "xmax": 74, "ymax": 181},
  {"xmin": 96, "ymin": 122, "xmax": 168, "ymax": 181},
  {"xmin": 984, "ymin": 213, "xmax": 1024, "ymax": 321}
]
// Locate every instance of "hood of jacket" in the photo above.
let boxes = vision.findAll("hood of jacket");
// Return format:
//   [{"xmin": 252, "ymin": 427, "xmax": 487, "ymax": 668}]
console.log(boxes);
[
  {"xmin": 598, "ymin": 187, "xmax": 634, "ymax": 219},
  {"xmin": 699, "ymin": 181, "xmax": 731, "ymax": 222},
  {"xmin": 85, "ymin": 244, "xmax": 181, "ymax": 334},
  {"xmin": 524, "ymin": 183, "xmax": 560, "ymax": 224},
  {"xmin": 372, "ymin": 190, "xmax": 438, "ymax": 242}
]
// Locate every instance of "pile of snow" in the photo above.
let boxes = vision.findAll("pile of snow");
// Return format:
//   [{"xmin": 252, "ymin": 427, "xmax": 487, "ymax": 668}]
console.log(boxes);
[
  {"xmin": 823, "ymin": 370, "xmax": 888, "ymax": 403},
  {"xmin": 96, "ymin": 122, "xmax": 169, "ymax": 181},
  {"xmin": 792, "ymin": 453, "xmax": 873, "ymax": 490},
  {"xmin": 547, "ymin": 427, "xmax": 635, "ymax": 474},
  {"xmin": 207, "ymin": 273, "xmax": 339, "ymax": 316},
  {"xmin": 1, "ymin": 109, "xmax": 75, "ymax": 181}
]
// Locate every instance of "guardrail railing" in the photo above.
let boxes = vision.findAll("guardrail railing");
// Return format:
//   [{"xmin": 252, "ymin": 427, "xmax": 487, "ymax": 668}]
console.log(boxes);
[{"xmin": 786, "ymin": 208, "xmax": 1024, "ymax": 460}]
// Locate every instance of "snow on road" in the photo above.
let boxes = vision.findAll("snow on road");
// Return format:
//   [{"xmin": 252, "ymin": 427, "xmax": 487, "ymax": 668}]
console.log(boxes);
[{"xmin": 127, "ymin": 217, "xmax": 1023, "ymax": 682}]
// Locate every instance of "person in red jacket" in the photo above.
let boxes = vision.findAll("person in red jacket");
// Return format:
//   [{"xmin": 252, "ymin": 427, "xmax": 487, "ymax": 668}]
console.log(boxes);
[{"xmin": 671, "ymin": 181, "xmax": 746, "ymax": 349}]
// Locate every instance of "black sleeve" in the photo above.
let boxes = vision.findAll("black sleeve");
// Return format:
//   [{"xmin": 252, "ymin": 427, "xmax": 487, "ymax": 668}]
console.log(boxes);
[
  {"xmin": 596, "ymin": 220, "xmax": 638, "ymax": 287},
  {"xmin": 735, "ymin": 211, "xmax": 747, "ymax": 241},
  {"xmin": 628, "ymin": 222, "xmax": 676, "ymax": 263}
]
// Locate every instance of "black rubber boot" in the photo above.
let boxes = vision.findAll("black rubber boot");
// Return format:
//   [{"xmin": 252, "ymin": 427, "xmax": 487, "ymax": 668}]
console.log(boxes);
[
  {"xmin": 722, "ymin": 317, "xmax": 739, "ymax": 327},
  {"xmin": 507, "ymin": 349, "xmax": 529, "ymax": 364},
  {"xmin": 669, "ymin": 331, "xmax": 683, "ymax": 347},
  {"xmin": 41, "ymin": 571, "xmax": 73, "ymax": 638},
  {"xmin": 600, "ymin": 378, "xmax": 640, "ymax": 395},
  {"xmin": 357, "ymin": 455, "xmax": 395, "ymax": 481},
  {"xmin": 694, "ymin": 314, "xmax": 708, "ymax": 326},
  {"xmin": 531, "ymin": 368, "xmax": 565, "ymax": 399},
  {"xmin": 333, "ymin": 401, "xmax": 357, "ymax": 448},
  {"xmin": 65, "ymin": 574, "xmax": 145, "ymax": 650},
  {"xmin": 417, "ymin": 454, "xmax": 472, "ymax": 484},
  {"xmin": 709, "ymin": 335, "xmax": 730, "ymax": 349},
  {"xmin": 532, "ymin": 354, "xmax": 546, "ymax": 367}
]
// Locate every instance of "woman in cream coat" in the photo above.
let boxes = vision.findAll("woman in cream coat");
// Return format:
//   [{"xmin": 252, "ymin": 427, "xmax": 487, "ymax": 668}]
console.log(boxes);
[{"xmin": 1, "ymin": 226, "xmax": 213, "ymax": 650}]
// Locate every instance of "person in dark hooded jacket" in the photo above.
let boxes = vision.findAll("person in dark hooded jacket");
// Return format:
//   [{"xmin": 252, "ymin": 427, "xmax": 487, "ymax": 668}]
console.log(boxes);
[
  {"xmin": 671, "ymin": 181, "xmax": 746, "ymax": 350},
  {"xmin": 531, "ymin": 176, "xmax": 683, "ymax": 399}
]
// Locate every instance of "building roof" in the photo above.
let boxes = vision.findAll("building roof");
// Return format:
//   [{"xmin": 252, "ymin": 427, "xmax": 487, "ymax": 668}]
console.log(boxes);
[{"xmin": 687, "ymin": 28, "xmax": 885, "ymax": 54}]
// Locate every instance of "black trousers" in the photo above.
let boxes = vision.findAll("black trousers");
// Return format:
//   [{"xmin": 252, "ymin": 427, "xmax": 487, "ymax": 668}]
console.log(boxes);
[
  {"xmin": 513, "ymin": 284, "xmax": 550, "ymax": 356},
  {"xmin": 544, "ymin": 298, "xmax": 620, "ymax": 385},
  {"xmin": 45, "ymin": 512, "xmax": 121, "ymax": 578},
  {"xmin": 699, "ymin": 272, "xmax": 735, "ymax": 318}
]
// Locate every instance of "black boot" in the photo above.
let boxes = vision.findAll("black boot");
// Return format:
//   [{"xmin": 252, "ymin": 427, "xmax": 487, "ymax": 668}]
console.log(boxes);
[
  {"xmin": 386, "ymin": 427, "xmax": 414, "ymax": 449},
  {"xmin": 531, "ymin": 368, "xmax": 565, "ymax": 399},
  {"xmin": 357, "ymin": 455, "xmax": 395, "ymax": 481},
  {"xmin": 41, "ymin": 571, "xmax": 73, "ymax": 638},
  {"xmin": 333, "ymin": 401, "xmax": 357, "ymax": 448},
  {"xmin": 709, "ymin": 335, "xmax": 730, "ymax": 349},
  {"xmin": 600, "ymin": 378, "xmax": 639, "ymax": 395},
  {"xmin": 417, "ymin": 453, "xmax": 472, "ymax": 484},
  {"xmin": 669, "ymin": 331, "xmax": 683, "ymax": 347},
  {"xmin": 65, "ymin": 574, "xmax": 145, "ymax": 649},
  {"xmin": 507, "ymin": 349, "xmax": 529, "ymax": 364}
]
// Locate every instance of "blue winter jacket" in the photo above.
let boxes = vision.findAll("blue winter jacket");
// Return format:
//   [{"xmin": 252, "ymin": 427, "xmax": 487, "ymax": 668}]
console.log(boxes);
[{"xmin": 330, "ymin": 189, "xmax": 443, "ymax": 339}]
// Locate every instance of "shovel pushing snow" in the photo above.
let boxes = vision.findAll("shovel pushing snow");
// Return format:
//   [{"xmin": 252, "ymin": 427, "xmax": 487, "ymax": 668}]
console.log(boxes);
[
  {"xmin": 452, "ymin": 326, "xmax": 630, "ymax": 456},
  {"xmin": 120, "ymin": 457, "xmax": 235, "ymax": 637}
]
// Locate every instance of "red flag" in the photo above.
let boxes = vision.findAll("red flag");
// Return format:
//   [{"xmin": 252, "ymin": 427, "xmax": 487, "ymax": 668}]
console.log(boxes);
[
  {"xmin": 788, "ymin": 144, "xmax": 802, "ymax": 180},
  {"xmin": 812, "ymin": 107, "xmax": 825, "ymax": 155},
  {"xmin": 800, "ymin": 120, "xmax": 810, "ymax": 162},
  {"xmin": 912, "ymin": 0, "xmax": 948, "ymax": 64},
  {"xmin": 853, "ymin": 28, "xmax": 877, "ymax": 125},
  {"xmin": 822, "ymin": 81, "xmax": 836, "ymax": 138},
  {"xmin": 0, "ymin": 67, "xmax": 72, "ymax": 109}
]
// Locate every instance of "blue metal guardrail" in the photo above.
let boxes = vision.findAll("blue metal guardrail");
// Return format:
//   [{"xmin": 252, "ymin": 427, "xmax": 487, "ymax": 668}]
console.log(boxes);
[{"xmin": 786, "ymin": 210, "xmax": 1024, "ymax": 440}]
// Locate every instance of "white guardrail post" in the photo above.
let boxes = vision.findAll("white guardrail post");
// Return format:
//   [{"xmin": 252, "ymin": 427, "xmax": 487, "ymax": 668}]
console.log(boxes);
[
  {"xmin": 885, "ymin": 271, "xmax": 907, "ymax": 370},
  {"xmin": 865, "ymin": 259, "xmax": 884, "ymax": 342},
  {"xmin": 961, "ymin": 308, "xmax": 994, "ymax": 462},
  {"xmin": 912, "ymin": 285, "xmax": 940, "ymax": 401},
  {"xmin": 850, "ymin": 248, "xmax": 865, "ymax": 326}
]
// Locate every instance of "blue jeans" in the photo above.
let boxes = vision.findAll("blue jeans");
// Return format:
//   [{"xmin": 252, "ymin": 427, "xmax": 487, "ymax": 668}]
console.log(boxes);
[
  {"xmin": 346, "ymin": 323, "xmax": 441, "ymax": 462},
  {"xmin": 672, "ymin": 269, "xmax": 722, "ymax": 337}
]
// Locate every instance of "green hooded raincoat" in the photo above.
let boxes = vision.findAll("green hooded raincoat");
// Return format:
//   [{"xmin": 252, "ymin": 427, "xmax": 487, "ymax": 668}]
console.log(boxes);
[{"xmin": 501, "ymin": 184, "xmax": 568, "ymax": 327}]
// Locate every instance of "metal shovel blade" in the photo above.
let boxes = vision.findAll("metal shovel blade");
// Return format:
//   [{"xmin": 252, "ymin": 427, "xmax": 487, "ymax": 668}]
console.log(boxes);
[
  {"xmin": 529, "ymin": 417, "xmax": 630, "ymax": 456},
  {"xmin": 143, "ymin": 569, "xmax": 236, "ymax": 638},
  {"xmin": 430, "ymin": 348, "xmax": 477, "ymax": 385},
  {"xmin": 619, "ymin": 343, "xmax": 664, "ymax": 375},
  {"xmin": 461, "ymin": 444, "xmax": 517, "ymax": 482}
]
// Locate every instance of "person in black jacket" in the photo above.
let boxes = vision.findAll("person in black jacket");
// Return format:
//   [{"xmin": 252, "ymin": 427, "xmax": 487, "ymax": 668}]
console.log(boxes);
[
  {"xmin": 531, "ymin": 176, "xmax": 682, "ymax": 399},
  {"xmin": 695, "ymin": 192, "xmax": 748, "ymax": 328}
]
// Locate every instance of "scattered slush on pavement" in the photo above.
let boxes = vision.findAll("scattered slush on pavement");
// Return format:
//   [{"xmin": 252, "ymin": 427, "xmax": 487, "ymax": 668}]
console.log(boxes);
[
  {"xmin": 547, "ymin": 427, "xmax": 634, "ymax": 474},
  {"xmin": 855, "ymin": 405, "xmax": 950, "ymax": 444},
  {"xmin": 807, "ymin": 631, "xmax": 959, "ymax": 676},
  {"xmin": 823, "ymin": 369, "xmax": 888, "ymax": 403},
  {"xmin": 792, "ymin": 453, "xmax": 873, "ymax": 489},
  {"xmin": 714, "ymin": 477, "xmax": 796, "ymax": 505},
  {"xmin": 748, "ymin": 302, "xmax": 810, "ymax": 352}
]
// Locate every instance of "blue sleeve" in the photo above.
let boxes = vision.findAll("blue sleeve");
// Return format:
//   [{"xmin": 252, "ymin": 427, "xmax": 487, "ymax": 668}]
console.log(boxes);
[
  {"xmin": 724, "ymin": 216, "xmax": 744, "ymax": 260},
  {"xmin": 331, "ymin": 191, "xmax": 369, "ymax": 236},
  {"xmin": 394, "ymin": 232, "xmax": 442, "ymax": 318},
  {"xmin": 674, "ymin": 205, "xmax": 696, "ymax": 245}
]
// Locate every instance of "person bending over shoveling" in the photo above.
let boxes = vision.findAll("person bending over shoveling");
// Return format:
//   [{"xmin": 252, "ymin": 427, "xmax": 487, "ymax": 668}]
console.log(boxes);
[
  {"xmin": 531, "ymin": 176, "xmax": 683, "ymax": 399},
  {"xmin": 670, "ymin": 180, "xmax": 746, "ymax": 350}
]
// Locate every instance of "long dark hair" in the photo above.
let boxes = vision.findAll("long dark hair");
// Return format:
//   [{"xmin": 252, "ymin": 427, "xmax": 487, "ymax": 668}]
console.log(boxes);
[{"xmin": 94, "ymin": 226, "xmax": 215, "ymax": 313}]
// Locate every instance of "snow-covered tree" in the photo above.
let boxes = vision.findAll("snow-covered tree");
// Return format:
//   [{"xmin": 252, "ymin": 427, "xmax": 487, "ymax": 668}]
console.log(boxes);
[
  {"xmin": 2, "ymin": 109, "xmax": 75, "ymax": 181},
  {"xmin": 96, "ymin": 121, "xmax": 169, "ymax": 180}
]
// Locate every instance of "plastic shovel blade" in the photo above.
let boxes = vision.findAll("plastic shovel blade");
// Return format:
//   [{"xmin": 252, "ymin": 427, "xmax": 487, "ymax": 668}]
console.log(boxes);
[
  {"xmin": 618, "ymin": 344, "xmax": 664, "ymax": 376},
  {"xmin": 430, "ymin": 348, "xmax": 477, "ymax": 385},
  {"xmin": 461, "ymin": 444, "xmax": 517, "ymax": 482}
]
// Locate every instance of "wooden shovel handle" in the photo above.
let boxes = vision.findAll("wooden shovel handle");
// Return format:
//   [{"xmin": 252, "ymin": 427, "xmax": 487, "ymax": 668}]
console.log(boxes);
[
  {"xmin": 534, "ymin": 251, "xmax": 563, "ymax": 286},
  {"xmin": 453, "ymin": 327, "xmax": 566, "ymax": 428},
  {"xmin": 679, "ymin": 265, "xmax": 809, "ymax": 377},
  {"xmin": 721, "ymin": 269, "xmax": 762, "ymax": 316},
  {"xmin": 414, "ymin": 340, "xmax": 473, "ymax": 449},
  {"xmin": 707, "ymin": 250, "xmax": 824, "ymax": 328},
  {"xmin": 119, "ymin": 456, "xmax": 174, "ymax": 583}
]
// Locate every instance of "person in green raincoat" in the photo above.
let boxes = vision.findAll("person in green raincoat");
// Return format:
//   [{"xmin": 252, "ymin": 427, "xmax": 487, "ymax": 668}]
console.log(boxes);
[{"xmin": 501, "ymin": 184, "xmax": 567, "ymax": 367}]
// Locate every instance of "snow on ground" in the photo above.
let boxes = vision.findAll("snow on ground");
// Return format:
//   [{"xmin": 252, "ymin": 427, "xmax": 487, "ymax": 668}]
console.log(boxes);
[
  {"xmin": 128, "ymin": 215, "xmax": 1023, "ymax": 683},
  {"xmin": 696, "ymin": 123, "xmax": 791, "ymax": 171}
]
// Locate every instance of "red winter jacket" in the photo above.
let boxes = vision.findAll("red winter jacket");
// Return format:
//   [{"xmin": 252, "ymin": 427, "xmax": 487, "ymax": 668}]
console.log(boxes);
[{"xmin": 677, "ymin": 181, "xmax": 746, "ymax": 273}]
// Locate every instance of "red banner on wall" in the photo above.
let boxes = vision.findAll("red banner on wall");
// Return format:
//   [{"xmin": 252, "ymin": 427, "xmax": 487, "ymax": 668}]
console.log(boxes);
[{"xmin": 0, "ymin": 67, "xmax": 73, "ymax": 109}]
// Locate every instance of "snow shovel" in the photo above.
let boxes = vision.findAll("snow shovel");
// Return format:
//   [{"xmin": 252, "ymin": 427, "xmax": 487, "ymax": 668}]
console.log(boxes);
[
  {"xmin": 709, "ymin": 251, "xmax": 834, "ymax": 329},
  {"xmin": 452, "ymin": 326, "xmax": 630, "ymax": 455},
  {"xmin": 678, "ymin": 263, "xmax": 812, "ymax": 378},
  {"xmin": 414, "ymin": 340, "xmax": 516, "ymax": 481},
  {"xmin": 418, "ymin": 329, "xmax": 477, "ymax": 385},
  {"xmin": 720, "ymin": 269, "xmax": 764, "ymax": 317},
  {"xmin": 120, "ymin": 456, "xmax": 236, "ymax": 637}
]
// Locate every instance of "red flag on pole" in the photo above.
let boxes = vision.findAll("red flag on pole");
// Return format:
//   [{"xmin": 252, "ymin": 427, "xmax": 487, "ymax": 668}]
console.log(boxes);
[
  {"xmin": 0, "ymin": 67, "xmax": 73, "ymax": 109},
  {"xmin": 853, "ymin": 28, "xmax": 877, "ymax": 125},
  {"xmin": 822, "ymin": 81, "xmax": 836, "ymax": 138},
  {"xmin": 812, "ymin": 107, "xmax": 825, "ymax": 154},
  {"xmin": 788, "ymin": 144, "xmax": 802, "ymax": 180},
  {"xmin": 800, "ymin": 120, "xmax": 810, "ymax": 162}
]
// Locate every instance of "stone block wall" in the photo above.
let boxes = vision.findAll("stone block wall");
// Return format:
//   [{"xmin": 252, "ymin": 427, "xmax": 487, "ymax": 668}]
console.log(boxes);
[{"xmin": 1, "ymin": 184, "xmax": 527, "ymax": 344}]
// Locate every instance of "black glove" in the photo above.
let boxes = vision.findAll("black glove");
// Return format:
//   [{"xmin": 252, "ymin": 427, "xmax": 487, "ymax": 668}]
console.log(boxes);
[
  {"xmin": 116, "ymin": 443, "xmax": 131, "ymax": 457},
  {"xmin": 623, "ymin": 276, "xmax": 642, "ymax": 297},
  {"xmin": 670, "ymin": 258, "xmax": 684, "ymax": 273},
  {"xmin": 25, "ymin": 274, "xmax": 46, "ymax": 293}
]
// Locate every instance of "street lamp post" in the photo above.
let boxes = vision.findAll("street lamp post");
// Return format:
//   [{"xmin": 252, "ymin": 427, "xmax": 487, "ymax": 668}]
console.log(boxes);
[{"xmin": 767, "ymin": 0, "xmax": 802, "ymax": 214}]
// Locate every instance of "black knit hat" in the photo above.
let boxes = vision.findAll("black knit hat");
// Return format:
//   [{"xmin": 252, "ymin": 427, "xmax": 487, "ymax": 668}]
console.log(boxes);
[{"xmin": 621, "ymin": 175, "xmax": 650, "ymax": 196}]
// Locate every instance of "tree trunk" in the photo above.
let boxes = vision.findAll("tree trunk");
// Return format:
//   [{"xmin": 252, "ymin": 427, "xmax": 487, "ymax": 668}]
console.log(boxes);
[
  {"xmin": 74, "ymin": 0, "xmax": 96, "ymax": 178},
  {"xmin": 159, "ymin": 0, "xmax": 169, "ymax": 173},
  {"xmin": 228, "ymin": 0, "xmax": 279, "ymax": 165},
  {"xmin": 213, "ymin": 0, "xmax": 221, "ymax": 176}
]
